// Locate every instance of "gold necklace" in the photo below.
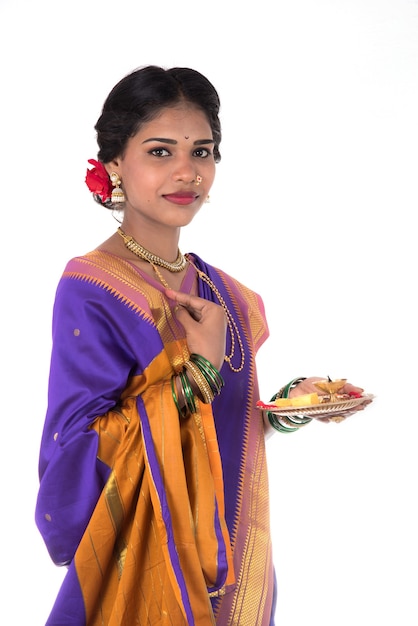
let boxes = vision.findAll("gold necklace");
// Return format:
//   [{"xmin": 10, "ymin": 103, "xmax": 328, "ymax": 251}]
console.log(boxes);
[{"xmin": 117, "ymin": 227, "xmax": 187, "ymax": 272}]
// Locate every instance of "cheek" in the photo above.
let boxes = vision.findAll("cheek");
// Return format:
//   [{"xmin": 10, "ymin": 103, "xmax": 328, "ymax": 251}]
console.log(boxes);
[
  {"xmin": 121, "ymin": 166, "xmax": 157, "ymax": 197},
  {"xmin": 203, "ymin": 164, "xmax": 216, "ymax": 187}
]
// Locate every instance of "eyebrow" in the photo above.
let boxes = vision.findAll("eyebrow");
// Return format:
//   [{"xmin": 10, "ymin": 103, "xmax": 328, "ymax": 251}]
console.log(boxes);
[{"xmin": 142, "ymin": 138, "xmax": 214, "ymax": 145}]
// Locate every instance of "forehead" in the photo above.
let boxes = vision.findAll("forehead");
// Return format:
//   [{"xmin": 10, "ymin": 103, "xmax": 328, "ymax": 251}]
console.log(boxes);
[{"xmin": 138, "ymin": 105, "xmax": 212, "ymax": 138}]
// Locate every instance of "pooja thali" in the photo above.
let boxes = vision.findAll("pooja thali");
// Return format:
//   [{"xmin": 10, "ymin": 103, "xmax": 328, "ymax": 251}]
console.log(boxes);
[
  {"xmin": 256, "ymin": 378, "xmax": 374, "ymax": 420},
  {"xmin": 256, "ymin": 394, "xmax": 373, "ymax": 419}
]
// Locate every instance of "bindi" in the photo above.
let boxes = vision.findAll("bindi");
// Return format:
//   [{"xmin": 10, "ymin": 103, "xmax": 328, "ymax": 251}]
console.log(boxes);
[{"xmin": 184, "ymin": 136, "xmax": 189, "ymax": 139}]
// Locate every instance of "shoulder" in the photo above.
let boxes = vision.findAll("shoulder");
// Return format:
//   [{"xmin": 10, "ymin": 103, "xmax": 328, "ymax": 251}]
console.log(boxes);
[
  {"xmin": 63, "ymin": 249, "xmax": 135, "ymax": 279},
  {"xmin": 60, "ymin": 250, "xmax": 150, "ymax": 294},
  {"xmin": 55, "ymin": 250, "xmax": 155, "ymax": 322}
]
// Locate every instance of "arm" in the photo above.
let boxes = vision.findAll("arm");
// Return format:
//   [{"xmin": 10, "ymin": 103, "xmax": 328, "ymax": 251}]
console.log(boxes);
[{"xmin": 35, "ymin": 275, "xmax": 142, "ymax": 565}]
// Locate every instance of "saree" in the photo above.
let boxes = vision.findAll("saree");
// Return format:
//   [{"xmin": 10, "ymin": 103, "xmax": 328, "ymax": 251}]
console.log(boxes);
[{"xmin": 35, "ymin": 250, "xmax": 275, "ymax": 625}]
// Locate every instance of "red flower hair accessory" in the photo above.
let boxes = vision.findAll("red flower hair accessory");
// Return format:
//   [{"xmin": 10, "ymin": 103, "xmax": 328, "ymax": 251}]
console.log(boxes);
[{"xmin": 85, "ymin": 159, "xmax": 112, "ymax": 202}]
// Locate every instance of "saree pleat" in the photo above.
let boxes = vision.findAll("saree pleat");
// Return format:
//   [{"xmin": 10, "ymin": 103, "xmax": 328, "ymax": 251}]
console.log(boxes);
[
  {"xmin": 76, "ymin": 373, "xmax": 229, "ymax": 625},
  {"xmin": 36, "ymin": 250, "xmax": 274, "ymax": 625}
]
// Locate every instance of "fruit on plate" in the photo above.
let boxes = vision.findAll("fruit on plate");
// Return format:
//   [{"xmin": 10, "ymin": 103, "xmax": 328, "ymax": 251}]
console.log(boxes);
[{"xmin": 273, "ymin": 392, "xmax": 320, "ymax": 407}]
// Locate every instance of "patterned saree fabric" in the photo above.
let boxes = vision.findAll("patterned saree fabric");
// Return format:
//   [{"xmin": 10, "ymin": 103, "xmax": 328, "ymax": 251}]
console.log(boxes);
[{"xmin": 35, "ymin": 250, "xmax": 274, "ymax": 625}]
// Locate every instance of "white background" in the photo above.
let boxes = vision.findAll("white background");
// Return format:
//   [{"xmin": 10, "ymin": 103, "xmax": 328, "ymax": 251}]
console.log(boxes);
[{"xmin": 1, "ymin": 0, "xmax": 417, "ymax": 624}]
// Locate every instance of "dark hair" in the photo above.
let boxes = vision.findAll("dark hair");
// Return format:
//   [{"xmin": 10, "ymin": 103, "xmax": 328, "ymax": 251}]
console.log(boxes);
[{"xmin": 95, "ymin": 65, "xmax": 222, "ymax": 165}]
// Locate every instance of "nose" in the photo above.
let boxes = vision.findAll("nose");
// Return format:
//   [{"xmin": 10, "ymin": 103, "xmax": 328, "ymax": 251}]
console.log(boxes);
[{"xmin": 173, "ymin": 154, "xmax": 196, "ymax": 184}]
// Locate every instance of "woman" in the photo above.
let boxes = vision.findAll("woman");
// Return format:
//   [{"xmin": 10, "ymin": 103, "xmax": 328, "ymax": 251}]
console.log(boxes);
[{"xmin": 35, "ymin": 65, "xmax": 367, "ymax": 625}]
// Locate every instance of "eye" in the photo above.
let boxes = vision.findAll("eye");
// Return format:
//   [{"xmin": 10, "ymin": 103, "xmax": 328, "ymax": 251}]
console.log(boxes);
[
  {"xmin": 193, "ymin": 147, "xmax": 211, "ymax": 158},
  {"xmin": 149, "ymin": 147, "xmax": 171, "ymax": 157}
]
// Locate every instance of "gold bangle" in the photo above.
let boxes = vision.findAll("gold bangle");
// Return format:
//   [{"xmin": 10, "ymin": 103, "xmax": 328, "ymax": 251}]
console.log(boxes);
[{"xmin": 184, "ymin": 360, "xmax": 215, "ymax": 404}]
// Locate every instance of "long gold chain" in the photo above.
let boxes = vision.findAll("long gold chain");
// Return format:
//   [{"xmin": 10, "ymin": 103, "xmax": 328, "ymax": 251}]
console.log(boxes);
[
  {"xmin": 153, "ymin": 261, "xmax": 245, "ymax": 372},
  {"xmin": 150, "ymin": 263, "xmax": 170, "ymax": 288},
  {"xmin": 186, "ymin": 257, "xmax": 245, "ymax": 373},
  {"xmin": 117, "ymin": 227, "xmax": 187, "ymax": 272}
]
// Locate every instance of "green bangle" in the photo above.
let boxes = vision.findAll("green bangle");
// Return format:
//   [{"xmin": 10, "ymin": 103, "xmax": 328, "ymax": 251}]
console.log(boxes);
[
  {"xmin": 271, "ymin": 377, "xmax": 307, "ymax": 401},
  {"xmin": 179, "ymin": 369, "xmax": 196, "ymax": 414},
  {"xmin": 190, "ymin": 354, "xmax": 224, "ymax": 395},
  {"xmin": 172, "ymin": 374, "xmax": 190, "ymax": 418},
  {"xmin": 268, "ymin": 378, "xmax": 311, "ymax": 433},
  {"xmin": 279, "ymin": 413, "xmax": 312, "ymax": 428},
  {"xmin": 267, "ymin": 411, "xmax": 299, "ymax": 433}
]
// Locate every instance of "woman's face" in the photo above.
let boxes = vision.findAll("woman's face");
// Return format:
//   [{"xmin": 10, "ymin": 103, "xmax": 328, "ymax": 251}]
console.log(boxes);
[{"xmin": 106, "ymin": 105, "xmax": 216, "ymax": 231}]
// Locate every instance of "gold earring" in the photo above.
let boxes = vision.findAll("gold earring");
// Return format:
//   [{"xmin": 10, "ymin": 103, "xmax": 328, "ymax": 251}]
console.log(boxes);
[
  {"xmin": 205, "ymin": 195, "xmax": 210, "ymax": 203},
  {"xmin": 110, "ymin": 172, "xmax": 125, "ymax": 203}
]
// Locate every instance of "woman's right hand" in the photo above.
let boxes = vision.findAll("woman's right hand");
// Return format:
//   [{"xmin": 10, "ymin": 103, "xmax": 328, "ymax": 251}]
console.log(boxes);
[{"xmin": 165, "ymin": 288, "xmax": 227, "ymax": 370}]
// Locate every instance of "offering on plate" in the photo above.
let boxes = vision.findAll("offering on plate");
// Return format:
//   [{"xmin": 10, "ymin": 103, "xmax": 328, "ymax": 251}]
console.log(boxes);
[{"xmin": 313, "ymin": 378, "xmax": 347, "ymax": 403}]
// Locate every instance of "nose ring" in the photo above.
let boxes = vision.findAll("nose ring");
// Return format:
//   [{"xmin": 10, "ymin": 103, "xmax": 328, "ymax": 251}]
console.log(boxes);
[{"xmin": 195, "ymin": 175, "xmax": 203, "ymax": 186}]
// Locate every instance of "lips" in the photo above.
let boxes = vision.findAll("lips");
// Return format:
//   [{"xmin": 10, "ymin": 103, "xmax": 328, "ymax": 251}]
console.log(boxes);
[{"xmin": 163, "ymin": 192, "xmax": 198, "ymax": 206}]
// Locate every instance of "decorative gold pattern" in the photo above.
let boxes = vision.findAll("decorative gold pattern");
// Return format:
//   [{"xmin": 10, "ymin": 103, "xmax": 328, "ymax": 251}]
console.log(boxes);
[{"xmin": 117, "ymin": 227, "xmax": 187, "ymax": 272}]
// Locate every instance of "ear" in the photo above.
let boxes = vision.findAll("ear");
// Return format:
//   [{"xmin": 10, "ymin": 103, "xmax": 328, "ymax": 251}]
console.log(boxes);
[{"xmin": 104, "ymin": 159, "xmax": 121, "ymax": 176}]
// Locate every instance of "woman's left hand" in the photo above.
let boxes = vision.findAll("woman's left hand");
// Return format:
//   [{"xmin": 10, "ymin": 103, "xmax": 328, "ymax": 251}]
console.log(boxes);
[
  {"xmin": 289, "ymin": 377, "xmax": 364, "ymax": 398},
  {"xmin": 289, "ymin": 376, "xmax": 372, "ymax": 422}
]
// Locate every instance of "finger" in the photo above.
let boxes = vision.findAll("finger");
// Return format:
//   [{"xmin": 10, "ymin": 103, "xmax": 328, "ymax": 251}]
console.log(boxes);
[
  {"xmin": 175, "ymin": 303, "xmax": 202, "ymax": 322},
  {"xmin": 165, "ymin": 288, "xmax": 205, "ymax": 313},
  {"xmin": 341, "ymin": 382, "xmax": 364, "ymax": 394},
  {"xmin": 166, "ymin": 289, "xmax": 201, "ymax": 321}
]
